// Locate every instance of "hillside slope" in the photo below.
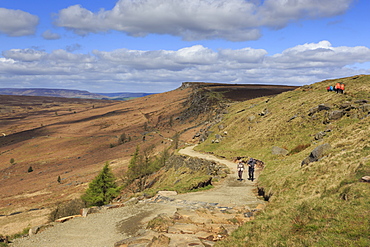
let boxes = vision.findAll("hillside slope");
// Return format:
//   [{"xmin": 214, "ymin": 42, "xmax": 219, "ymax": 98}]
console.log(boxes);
[
  {"xmin": 0, "ymin": 83, "xmax": 295, "ymax": 236},
  {"xmin": 195, "ymin": 75, "xmax": 370, "ymax": 246},
  {"xmin": 0, "ymin": 89, "xmax": 192, "ymax": 235}
]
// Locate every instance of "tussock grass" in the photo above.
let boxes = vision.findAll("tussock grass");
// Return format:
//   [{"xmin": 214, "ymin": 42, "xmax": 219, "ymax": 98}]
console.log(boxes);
[{"xmin": 195, "ymin": 75, "xmax": 370, "ymax": 246}]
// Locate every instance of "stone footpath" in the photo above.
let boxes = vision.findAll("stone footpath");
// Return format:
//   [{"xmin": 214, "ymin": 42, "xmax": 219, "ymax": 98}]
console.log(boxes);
[{"xmin": 114, "ymin": 193, "xmax": 265, "ymax": 247}]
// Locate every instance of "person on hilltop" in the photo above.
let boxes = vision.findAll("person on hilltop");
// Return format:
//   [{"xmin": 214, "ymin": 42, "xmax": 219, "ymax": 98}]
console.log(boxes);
[
  {"xmin": 247, "ymin": 158, "xmax": 256, "ymax": 181},
  {"xmin": 326, "ymin": 85, "xmax": 334, "ymax": 92},
  {"xmin": 237, "ymin": 159, "xmax": 245, "ymax": 181},
  {"xmin": 335, "ymin": 82, "xmax": 341, "ymax": 93},
  {"xmin": 339, "ymin": 83, "xmax": 345, "ymax": 94}
]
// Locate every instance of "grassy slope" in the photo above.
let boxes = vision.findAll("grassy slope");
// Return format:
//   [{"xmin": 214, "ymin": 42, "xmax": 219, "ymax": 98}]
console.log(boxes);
[{"xmin": 196, "ymin": 75, "xmax": 370, "ymax": 246}]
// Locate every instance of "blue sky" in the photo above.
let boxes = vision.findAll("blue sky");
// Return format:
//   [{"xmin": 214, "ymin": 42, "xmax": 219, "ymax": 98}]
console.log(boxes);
[{"xmin": 0, "ymin": 0, "xmax": 369, "ymax": 93}]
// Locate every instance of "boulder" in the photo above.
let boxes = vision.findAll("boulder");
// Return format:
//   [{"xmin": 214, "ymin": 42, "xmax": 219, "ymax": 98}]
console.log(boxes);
[
  {"xmin": 361, "ymin": 104, "xmax": 370, "ymax": 113},
  {"xmin": 328, "ymin": 110, "xmax": 344, "ymax": 120},
  {"xmin": 361, "ymin": 176, "xmax": 370, "ymax": 183},
  {"xmin": 272, "ymin": 146, "xmax": 289, "ymax": 156},
  {"xmin": 308, "ymin": 106, "xmax": 319, "ymax": 116},
  {"xmin": 301, "ymin": 143, "xmax": 331, "ymax": 166},
  {"xmin": 28, "ymin": 226, "xmax": 40, "ymax": 236},
  {"xmin": 310, "ymin": 143, "xmax": 331, "ymax": 161},
  {"xmin": 318, "ymin": 104, "xmax": 331, "ymax": 111},
  {"xmin": 309, "ymin": 104, "xmax": 331, "ymax": 116}
]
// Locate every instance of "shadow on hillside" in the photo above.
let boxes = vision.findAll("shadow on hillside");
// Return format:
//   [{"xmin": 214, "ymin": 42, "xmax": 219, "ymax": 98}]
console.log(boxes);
[{"xmin": 0, "ymin": 127, "xmax": 49, "ymax": 148}]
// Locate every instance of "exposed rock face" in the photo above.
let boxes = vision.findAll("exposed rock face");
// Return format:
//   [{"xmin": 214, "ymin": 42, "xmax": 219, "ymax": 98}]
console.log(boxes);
[
  {"xmin": 301, "ymin": 143, "xmax": 331, "ymax": 167},
  {"xmin": 272, "ymin": 146, "xmax": 289, "ymax": 156}
]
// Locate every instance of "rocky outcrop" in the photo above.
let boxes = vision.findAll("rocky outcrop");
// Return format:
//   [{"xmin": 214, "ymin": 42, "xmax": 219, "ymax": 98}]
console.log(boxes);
[{"xmin": 301, "ymin": 143, "xmax": 331, "ymax": 167}]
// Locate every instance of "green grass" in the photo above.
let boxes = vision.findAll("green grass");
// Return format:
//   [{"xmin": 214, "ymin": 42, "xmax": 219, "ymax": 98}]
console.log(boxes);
[{"xmin": 194, "ymin": 75, "xmax": 370, "ymax": 246}]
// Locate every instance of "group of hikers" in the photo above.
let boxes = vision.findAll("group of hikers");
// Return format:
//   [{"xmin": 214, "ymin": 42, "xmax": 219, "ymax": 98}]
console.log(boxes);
[
  {"xmin": 237, "ymin": 157, "xmax": 256, "ymax": 181},
  {"xmin": 326, "ymin": 82, "xmax": 345, "ymax": 94}
]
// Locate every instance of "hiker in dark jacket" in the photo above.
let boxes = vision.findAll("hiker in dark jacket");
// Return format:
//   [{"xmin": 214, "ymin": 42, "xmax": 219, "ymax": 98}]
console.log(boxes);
[{"xmin": 247, "ymin": 158, "xmax": 256, "ymax": 181}]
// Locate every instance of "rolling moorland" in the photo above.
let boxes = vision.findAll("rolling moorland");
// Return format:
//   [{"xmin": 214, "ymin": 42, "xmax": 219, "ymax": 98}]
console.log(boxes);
[
  {"xmin": 0, "ymin": 82, "xmax": 296, "ymax": 238},
  {"xmin": 1, "ymin": 76, "xmax": 370, "ymax": 246},
  {"xmin": 0, "ymin": 88, "xmax": 154, "ymax": 100}
]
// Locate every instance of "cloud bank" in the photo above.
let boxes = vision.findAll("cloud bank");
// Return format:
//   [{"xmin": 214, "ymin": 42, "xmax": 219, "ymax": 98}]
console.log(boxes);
[
  {"xmin": 0, "ymin": 8, "xmax": 39, "ymax": 37},
  {"xmin": 54, "ymin": 0, "xmax": 354, "ymax": 41},
  {"xmin": 1, "ymin": 41, "xmax": 369, "ymax": 92}
]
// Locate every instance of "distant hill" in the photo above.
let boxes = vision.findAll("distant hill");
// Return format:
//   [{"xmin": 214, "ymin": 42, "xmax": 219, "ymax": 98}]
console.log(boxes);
[{"xmin": 0, "ymin": 88, "xmax": 155, "ymax": 100}]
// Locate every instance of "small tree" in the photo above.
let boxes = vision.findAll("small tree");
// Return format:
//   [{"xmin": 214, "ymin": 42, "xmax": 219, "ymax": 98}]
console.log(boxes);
[
  {"xmin": 57, "ymin": 176, "xmax": 61, "ymax": 184},
  {"xmin": 27, "ymin": 166, "xmax": 33, "ymax": 173},
  {"xmin": 81, "ymin": 162, "xmax": 120, "ymax": 206}
]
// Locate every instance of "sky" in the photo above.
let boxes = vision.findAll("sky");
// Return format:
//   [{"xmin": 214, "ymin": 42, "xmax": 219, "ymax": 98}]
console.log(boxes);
[{"xmin": 0, "ymin": 0, "xmax": 369, "ymax": 93}]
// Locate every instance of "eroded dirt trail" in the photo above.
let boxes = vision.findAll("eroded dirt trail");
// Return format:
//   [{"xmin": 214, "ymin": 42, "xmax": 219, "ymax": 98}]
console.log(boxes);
[
  {"xmin": 174, "ymin": 145, "xmax": 263, "ymax": 208},
  {"xmin": 11, "ymin": 145, "xmax": 264, "ymax": 247}
]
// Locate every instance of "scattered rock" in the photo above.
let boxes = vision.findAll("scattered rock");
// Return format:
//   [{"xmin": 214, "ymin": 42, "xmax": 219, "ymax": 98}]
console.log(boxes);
[
  {"xmin": 149, "ymin": 234, "xmax": 171, "ymax": 247},
  {"xmin": 309, "ymin": 104, "xmax": 331, "ymax": 116},
  {"xmin": 287, "ymin": 115, "xmax": 297, "ymax": 122},
  {"xmin": 314, "ymin": 131, "xmax": 326, "ymax": 140},
  {"xmin": 81, "ymin": 208, "xmax": 91, "ymax": 217},
  {"xmin": 28, "ymin": 226, "xmax": 40, "ymax": 236},
  {"xmin": 272, "ymin": 146, "xmax": 289, "ymax": 156},
  {"xmin": 258, "ymin": 108, "xmax": 269, "ymax": 116},
  {"xmin": 147, "ymin": 213, "xmax": 174, "ymax": 233},
  {"xmin": 318, "ymin": 104, "xmax": 331, "ymax": 111},
  {"xmin": 328, "ymin": 110, "xmax": 344, "ymax": 120},
  {"xmin": 157, "ymin": 191, "xmax": 178, "ymax": 197},
  {"xmin": 55, "ymin": 215, "xmax": 81, "ymax": 223},
  {"xmin": 361, "ymin": 104, "xmax": 370, "ymax": 113},
  {"xmin": 354, "ymin": 99, "xmax": 368, "ymax": 104},
  {"xmin": 248, "ymin": 115, "xmax": 256, "ymax": 122}
]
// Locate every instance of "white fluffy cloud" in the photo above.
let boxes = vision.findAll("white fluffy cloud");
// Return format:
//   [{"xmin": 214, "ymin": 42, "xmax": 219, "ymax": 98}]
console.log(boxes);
[
  {"xmin": 0, "ymin": 41, "xmax": 369, "ymax": 92},
  {"xmin": 54, "ymin": 0, "xmax": 354, "ymax": 41},
  {"xmin": 0, "ymin": 8, "xmax": 39, "ymax": 37}
]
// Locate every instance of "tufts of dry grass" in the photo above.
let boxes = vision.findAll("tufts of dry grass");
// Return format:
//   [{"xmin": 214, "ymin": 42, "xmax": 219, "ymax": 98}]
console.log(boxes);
[{"xmin": 197, "ymin": 75, "xmax": 370, "ymax": 246}]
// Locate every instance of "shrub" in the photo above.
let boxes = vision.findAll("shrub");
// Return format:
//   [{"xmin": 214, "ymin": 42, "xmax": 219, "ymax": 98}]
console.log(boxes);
[
  {"xmin": 27, "ymin": 166, "xmax": 33, "ymax": 173},
  {"xmin": 81, "ymin": 162, "xmax": 121, "ymax": 206},
  {"xmin": 49, "ymin": 198, "xmax": 86, "ymax": 222}
]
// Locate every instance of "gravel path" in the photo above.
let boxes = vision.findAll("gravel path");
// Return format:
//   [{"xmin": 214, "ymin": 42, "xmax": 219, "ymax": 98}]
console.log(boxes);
[
  {"xmin": 10, "ymin": 145, "xmax": 263, "ymax": 247},
  {"xmin": 174, "ymin": 145, "xmax": 263, "ymax": 208}
]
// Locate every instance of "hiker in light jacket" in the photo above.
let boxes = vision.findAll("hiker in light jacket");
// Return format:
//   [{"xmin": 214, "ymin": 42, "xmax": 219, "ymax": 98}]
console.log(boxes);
[{"xmin": 237, "ymin": 160, "xmax": 245, "ymax": 181}]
